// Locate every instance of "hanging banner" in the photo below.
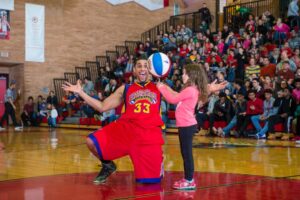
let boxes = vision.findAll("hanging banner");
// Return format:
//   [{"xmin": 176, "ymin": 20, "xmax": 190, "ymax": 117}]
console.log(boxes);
[
  {"xmin": 0, "ymin": 9, "xmax": 10, "ymax": 40},
  {"xmin": 25, "ymin": 4, "xmax": 45, "ymax": 62},
  {"xmin": 0, "ymin": 0, "xmax": 14, "ymax": 11},
  {"xmin": 105, "ymin": 0, "xmax": 169, "ymax": 11}
]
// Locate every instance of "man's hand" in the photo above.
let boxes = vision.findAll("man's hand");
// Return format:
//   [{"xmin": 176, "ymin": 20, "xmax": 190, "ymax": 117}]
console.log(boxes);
[{"xmin": 62, "ymin": 81, "xmax": 83, "ymax": 95}]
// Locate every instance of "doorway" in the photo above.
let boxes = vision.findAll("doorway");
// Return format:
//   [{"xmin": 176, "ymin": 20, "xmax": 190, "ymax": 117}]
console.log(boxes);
[{"xmin": 0, "ymin": 74, "xmax": 8, "ymax": 117}]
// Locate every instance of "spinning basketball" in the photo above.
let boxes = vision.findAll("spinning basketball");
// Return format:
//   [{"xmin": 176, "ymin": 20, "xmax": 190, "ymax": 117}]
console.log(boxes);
[{"xmin": 148, "ymin": 52, "xmax": 171, "ymax": 78}]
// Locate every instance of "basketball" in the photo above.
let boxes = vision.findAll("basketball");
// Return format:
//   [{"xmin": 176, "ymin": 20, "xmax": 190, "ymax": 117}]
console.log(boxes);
[{"xmin": 148, "ymin": 52, "xmax": 171, "ymax": 78}]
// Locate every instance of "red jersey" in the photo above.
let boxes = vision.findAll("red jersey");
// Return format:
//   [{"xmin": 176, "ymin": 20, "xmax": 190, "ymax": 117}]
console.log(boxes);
[{"xmin": 120, "ymin": 82, "xmax": 163, "ymax": 128}]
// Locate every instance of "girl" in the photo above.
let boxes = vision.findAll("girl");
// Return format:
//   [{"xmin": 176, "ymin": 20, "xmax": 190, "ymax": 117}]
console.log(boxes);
[{"xmin": 157, "ymin": 64, "xmax": 226, "ymax": 190}]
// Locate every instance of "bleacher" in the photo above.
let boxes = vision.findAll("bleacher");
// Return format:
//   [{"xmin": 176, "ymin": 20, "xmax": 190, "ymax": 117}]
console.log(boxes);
[{"xmin": 46, "ymin": 0, "xmax": 299, "ymax": 139}]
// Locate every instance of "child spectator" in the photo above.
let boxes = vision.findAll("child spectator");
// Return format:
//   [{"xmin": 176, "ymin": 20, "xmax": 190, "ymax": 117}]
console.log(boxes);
[{"xmin": 48, "ymin": 104, "xmax": 58, "ymax": 128}]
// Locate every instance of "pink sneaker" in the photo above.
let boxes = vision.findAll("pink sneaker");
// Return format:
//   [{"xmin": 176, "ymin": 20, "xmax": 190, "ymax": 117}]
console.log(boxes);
[{"xmin": 172, "ymin": 179, "xmax": 196, "ymax": 190}]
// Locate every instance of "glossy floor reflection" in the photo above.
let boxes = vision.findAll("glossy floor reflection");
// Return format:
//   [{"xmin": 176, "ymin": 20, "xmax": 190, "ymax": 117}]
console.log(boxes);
[{"xmin": 0, "ymin": 127, "xmax": 300, "ymax": 199}]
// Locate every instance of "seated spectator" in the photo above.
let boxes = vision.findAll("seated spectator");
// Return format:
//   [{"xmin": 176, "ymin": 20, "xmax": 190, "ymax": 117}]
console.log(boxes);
[
  {"xmin": 209, "ymin": 92, "xmax": 232, "ymax": 135},
  {"xmin": 261, "ymin": 75, "xmax": 274, "ymax": 90},
  {"xmin": 173, "ymin": 79, "xmax": 182, "ymax": 92},
  {"xmin": 80, "ymin": 90, "xmax": 99, "ymax": 118},
  {"xmin": 226, "ymin": 49, "xmax": 237, "ymax": 68},
  {"xmin": 242, "ymin": 33, "xmax": 251, "ymax": 50},
  {"xmin": 38, "ymin": 98, "xmax": 48, "ymax": 119},
  {"xmin": 83, "ymin": 77, "xmax": 94, "ymax": 95},
  {"xmin": 256, "ymin": 19, "xmax": 268, "ymax": 37},
  {"xmin": 291, "ymin": 48, "xmax": 300, "ymax": 69},
  {"xmin": 217, "ymin": 61, "xmax": 227, "ymax": 76},
  {"xmin": 245, "ymin": 14, "xmax": 256, "ymax": 29},
  {"xmin": 252, "ymin": 78, "xmax": 265, "ymax": 99},
  {"xmin": 125, "ymin": 55, "xmax": 134, "ymax": 73},
  {"xmin": 62, "ymin": 91, "xmax": 77, "ymax": 117},
  {"xmin": 144, "ymin": 41, "xmax": 154, "ymax": 58},
  {"xmin": 233, "ymin": 79, "xmax": 247, "ymax": 99},
  {"xmin": 236, "ymin": 90, "xmax": 263, "ymax": 137},
  {"xmin": 135, "ymin": 43, "xmax": 146, "ymax": 58},
  {"xmin": 216, "ymin": 71, "xmax": 233, "ymax": 93},
  {"xmin": 268, "ymin": 88, "xmax": 295, "ymax": 139},
  {"xmin": 273, "ymin": 18, "xmax": 290, "ymax": 45},
  {"xmin": 293, "ymin": 79, "xmax": 300, "ymax": 138},
  {"xmin": 206, "ymin": 50, "xmax": 222, "ymax": 65},
  {"xmin": 217, "ymin": 91, "xmax": 247, "ymax": 137},
  {"xmin": 251, "ymin": 89, "xmax": 277, "ymax": 139},
  {"xmin": 269, "ymin": 48, "xmax": 281, "ymax": 64},
  {"xmin": 104, "ymin": 78, "xmax": 117, "ymax": 97},
  {"xmin": 195, "ymin": 100, "xmax": 208, "ymax": 130},
  {"xmin": 21, "ymin": 96, "xmax": 37, "ymax": 126},
  {"xmin": 201, "ymin": 91, "xmax": 219, "ymax": 129},
  {"xmin": 281, "ymin": 42, "xmax": 293, "ymax": 57},
  {"xmin": 46, "ymin": 90, "xmax": 58, "ymax": 109},
  {"xmin": 276, "ymin": 50, "xmax": 297, "ymax": 72},
  {"xmin": 245, "ymin": 58, "xmax": 261, "ymax": 80},
  {"xmin": 37, "ymin": 95, "xmax": 43, "ymax": 113},
  {"xmin": 288, "ymin": 31, "xmax": 300, "ymax": 49},
  {"xmin": 99, "ymin": 109, "xmax": 116, "ymax": 127},
  {"xmin": 277, "ymin": 61, "xmax": 295, "ymax": 85},
  {"xmin": 260, "ymin": 57, "xmax": 276, "ymax": 78}
]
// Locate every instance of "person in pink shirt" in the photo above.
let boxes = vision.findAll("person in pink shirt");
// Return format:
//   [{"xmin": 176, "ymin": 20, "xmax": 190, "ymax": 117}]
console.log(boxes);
[
  {"xmin": 273, "ymin": 18, "xmax": 290, "ymax": 44},
  {"xmin": 157, "ymin": 64, "xmax": 227, "ymax": 190},
  {"xmin": 293, "ymin": 79, "xmax": 300, "ymax": 141}
]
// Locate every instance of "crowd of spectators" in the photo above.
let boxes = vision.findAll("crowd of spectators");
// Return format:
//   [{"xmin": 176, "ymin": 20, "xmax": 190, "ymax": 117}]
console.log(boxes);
[{"xmin": 17, "ymin": 4, "xmax": 300, "ymax": 141}]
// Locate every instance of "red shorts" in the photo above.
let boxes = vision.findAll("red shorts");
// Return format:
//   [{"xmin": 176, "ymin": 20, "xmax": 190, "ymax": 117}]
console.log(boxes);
[{"xmin": 88, "ymin": 119, "xmax": 164, "ymax": 183}]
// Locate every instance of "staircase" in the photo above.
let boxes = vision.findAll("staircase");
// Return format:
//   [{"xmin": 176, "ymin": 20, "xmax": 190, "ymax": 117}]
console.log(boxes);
[{"xmin": 53, "ymin": 40, "xmax": 139, "ymax": 104}]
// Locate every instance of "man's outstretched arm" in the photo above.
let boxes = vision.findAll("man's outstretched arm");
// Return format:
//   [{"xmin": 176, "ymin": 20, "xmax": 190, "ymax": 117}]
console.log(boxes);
[{"xmin": 62, "ymin": 81, "xmax": 124, "ymax": 113}]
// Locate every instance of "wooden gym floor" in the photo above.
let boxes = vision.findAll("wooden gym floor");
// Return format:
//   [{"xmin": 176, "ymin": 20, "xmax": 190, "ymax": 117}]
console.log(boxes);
[{"xmin": 0, "ymin": 127, "xmax": 299, "ymax": 200}]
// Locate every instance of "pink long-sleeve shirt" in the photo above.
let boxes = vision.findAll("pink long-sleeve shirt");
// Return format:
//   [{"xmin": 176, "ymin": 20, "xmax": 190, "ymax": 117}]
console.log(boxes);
[
  {"xmin": 274, "ymin": 23, "xmax": 290, "ymax": 33},
  {"xmin": 158, "ymin": 85, "xmax": 199, "ymax": 127}
]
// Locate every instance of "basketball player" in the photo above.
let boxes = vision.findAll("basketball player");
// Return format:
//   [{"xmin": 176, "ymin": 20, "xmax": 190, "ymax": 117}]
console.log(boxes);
[{"xmin": 63, "ymin": 59, "xmax": 165, "ymax": 184}]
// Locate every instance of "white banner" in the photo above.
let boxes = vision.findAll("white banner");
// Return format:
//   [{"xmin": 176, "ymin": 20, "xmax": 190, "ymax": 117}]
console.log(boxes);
[
  {"xmin": 105, "ymin": 0, "xmax": 166, "ymax": 11},
  {"xmin": 25, "ymin": 4, "xmax": 45, "ymax": 62},
  {"xmin": 0, "ymin": 0, "xmax": 14, "ymax": 10}
]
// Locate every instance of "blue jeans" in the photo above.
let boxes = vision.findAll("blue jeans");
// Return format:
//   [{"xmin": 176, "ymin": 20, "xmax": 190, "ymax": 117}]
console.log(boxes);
[
  {"xmin": 251, "ymin": 115, "xmax": 268, "ymax": 136},
  {"xmin": 48, "ymin": 117, "xmax": 56, "ymax": 127},
  {"xmin": 223, "ymin": 116, "xmax": 237, "ymax": 136}
]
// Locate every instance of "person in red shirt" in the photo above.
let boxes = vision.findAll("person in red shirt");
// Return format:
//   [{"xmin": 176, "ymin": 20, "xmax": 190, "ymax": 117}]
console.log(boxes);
[
  {"xmin": 277, "ymin": 61, "xmax": 295, "ymax": 85},
  {"xmin": 205, "ymin": 50, "xmax": 222, "ymax": 64},
  {"xmin": 179, "ymin": 43, "xmax": 189, "ymax": 58},
  {"xmin": 226, "ymin": 49, "xmax": 237, "ymax": 67},
  {"xmin": 63, "ymin": 59, "xmax": 164, "ymax": 185},
  {"xmin": 236, "ymin": 90, "xmax": 263, "ymax": 137},
  {"xmin": 260, "ymin": 57, "xmax": 276, "ymax": 78},
  {"xmin": 21, "ymin": 96, "xmax": 37, "ymax": 126}
]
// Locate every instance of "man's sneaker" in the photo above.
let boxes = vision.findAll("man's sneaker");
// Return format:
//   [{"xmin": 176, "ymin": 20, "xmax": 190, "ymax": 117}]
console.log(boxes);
[
  {"xmin": 173, "ymin": 179, "xmax": 196, "ymax": 190},
  {"xmin": 93, "ymin": 161, "xmax": 116, "ymax": 184},
  {"xmin": 0, "ymin": 126, "xmax": 6, "ymax": 131},
  {"xmin": 14, "ymin": 126, "xmax": 23, "ymax": 131}
]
